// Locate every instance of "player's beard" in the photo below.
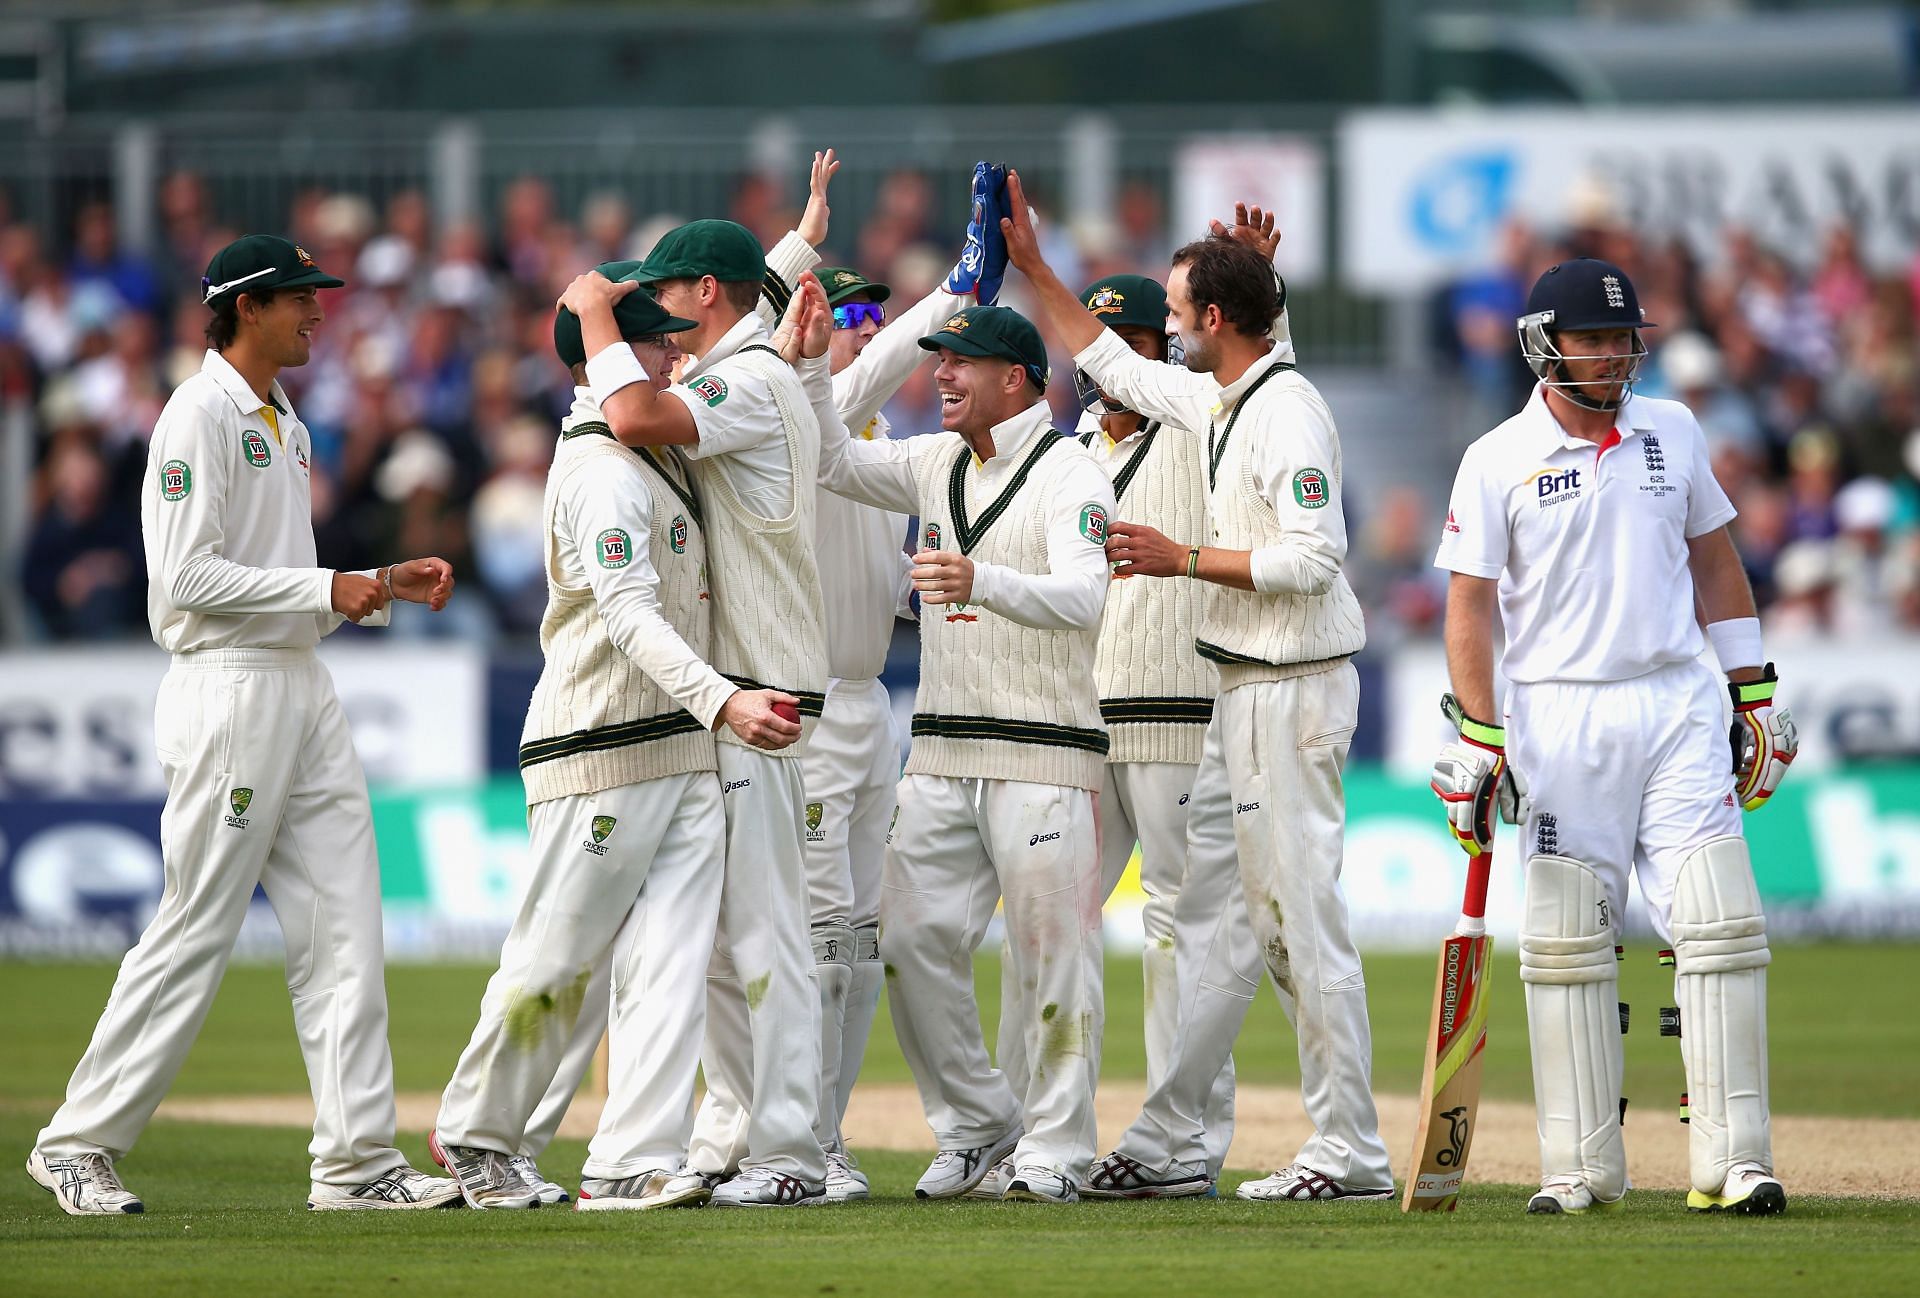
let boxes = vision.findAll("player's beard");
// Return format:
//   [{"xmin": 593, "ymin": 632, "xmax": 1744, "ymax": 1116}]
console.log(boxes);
[{"xmin": 1178, "ymin": 329, "xmax": 1216, "ymax": 374}]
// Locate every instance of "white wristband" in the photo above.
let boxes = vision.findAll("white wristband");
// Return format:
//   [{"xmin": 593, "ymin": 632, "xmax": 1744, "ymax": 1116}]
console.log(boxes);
[
  {"xmin": 584, "ymin": 342, "xmax": 651, "ymax": 406},
  {"xmin": 1706, "ymin": 616, "xmax": 1763, "ymax": 673}
]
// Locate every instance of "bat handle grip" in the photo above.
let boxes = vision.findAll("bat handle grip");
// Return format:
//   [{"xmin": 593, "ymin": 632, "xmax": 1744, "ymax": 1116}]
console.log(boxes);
[{"xmin": 1462, "ymin": 850, "xmax": 1492, "ymax": 922}]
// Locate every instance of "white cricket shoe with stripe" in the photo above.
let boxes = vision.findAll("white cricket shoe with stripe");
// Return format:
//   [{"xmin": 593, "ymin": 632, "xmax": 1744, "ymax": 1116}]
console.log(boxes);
[
  {"xmin": 710, "ymin": 1166, "xmax": 826, "ymax": 1208},
  {"xmin": 27, "ymin": 1150, "xmax": 144, "ymax": 1215},
  {"xmin": 1004, "ymin": 1164, "xmax": 1079, "ymax": 1204},
  {"xmin": 914, "ymin": 1127, "xmax": 1022, "ymax": 1200},
  {"xmin": 823, "ymin": 1150, "xmax": 870, "ymax": 1202},
  {"xmin": 307, "ymin": 1165, "xmax": 463, "ymax": 1211},
  {"xmin": 509, "ymin": 1155, "xmax": 569, "ymax": 1205},
  {"xmin": 1235, "ymin": 1163, "xmax": 1393, "ymax": 1203}
]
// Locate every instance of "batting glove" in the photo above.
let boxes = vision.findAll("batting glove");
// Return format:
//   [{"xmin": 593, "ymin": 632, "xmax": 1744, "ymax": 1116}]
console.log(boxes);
[
  {"xmin": 1430, "ymin": 693, "xmax": 1527, "ymax": 856},
  {"xmin": 1729, "ymin": 664, "xmax": 1796, "ymax": 812},
  {"xmin": 946, "ymin": 162, "xmax": 1010, "ymax": 303}
]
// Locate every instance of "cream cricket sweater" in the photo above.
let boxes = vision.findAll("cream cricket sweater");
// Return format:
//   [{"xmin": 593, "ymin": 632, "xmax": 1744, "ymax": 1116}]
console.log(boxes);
[
  {"xmin": 519, "ymin": 411, "xmax": 727, "ymax": 804},
  {"xmin": 1079, "ymin": 417, "xmax": 1216, "ymax": 766},
  {"xmin": 684, "ymin": 343, "xmax": 830, "ymax": 754}
]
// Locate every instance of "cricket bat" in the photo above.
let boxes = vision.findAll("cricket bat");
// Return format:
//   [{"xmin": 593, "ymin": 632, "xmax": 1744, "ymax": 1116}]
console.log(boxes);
[{"xmin": 1401, "ymin": 847, "xmax": 1493, "ymax": 1213}]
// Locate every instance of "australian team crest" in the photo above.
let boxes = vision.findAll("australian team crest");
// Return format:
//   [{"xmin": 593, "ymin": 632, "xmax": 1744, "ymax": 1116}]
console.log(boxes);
[
  {"xmin": 225, "ymin": 787, "xmax": 253, "ymax": 829},
  {"xmin": 670, "ymin": 514, "xmax": 688, "ymax": 554},
  {"xmin": 1087, "ymin": 286, "xmax": 1125, "ymax": 315},
  {"xmin": 592, "ymin": 815, "xmax": 616, "ymax": 844},
  {"xmin": 805, "ymin": 802, "xmax": 824, "ymax": 838}
]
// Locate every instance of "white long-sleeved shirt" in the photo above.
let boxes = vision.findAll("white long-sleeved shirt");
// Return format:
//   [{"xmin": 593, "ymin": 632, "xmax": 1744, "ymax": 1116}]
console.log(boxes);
[
  {"xmin": 142, "ymin": 349, "xmax": 385, "ymax": 653},
  {"xmin": 1072, "ymin": 324, "xmax": 1346, "ymax": 597},
  {"xmin": 809, "ymin": 370, "xmax": 1111, "ymax": 632},
  {"xmin": 557, "ymin": 390, "xmax": 735, "ymax": 725}
]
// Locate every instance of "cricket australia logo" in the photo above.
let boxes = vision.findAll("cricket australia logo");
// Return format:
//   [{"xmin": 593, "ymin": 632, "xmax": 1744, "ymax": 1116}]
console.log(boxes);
[
  {"xmin": 160, "ymin": 459, "xmax": 192, "ymax": 501},
  {"xmin": 225, "ymin": 787, "xmax": 253, "ymax": 829},
  {"xmin": 242, "ymin": 429, "xmax": 272, "ymax": 467},
  {"xmin": 1292, "ymin": 467, "xmax": 1328, "ymax": 510},
  {"xmin": 584, "ymin": 814, "xmax": 616, "ymax": 856},
  {"xmin": 805, "ymin": 801, "xmax": 825, "ymax": 843},
  {"xmin": 1435, "ymin": 1106, "xmax": 1471, "ymax": 1168},
  {"xmin": 1601, "ymin": 274, "xmax": 1626, "ymax": 309},
  {"xmin": 1086, "ymin": 286, "xmax": 1125, "ymax": 315},
  {"xmin": 670, "ymin": 514, "xmax": 688, "ymax": 554}
]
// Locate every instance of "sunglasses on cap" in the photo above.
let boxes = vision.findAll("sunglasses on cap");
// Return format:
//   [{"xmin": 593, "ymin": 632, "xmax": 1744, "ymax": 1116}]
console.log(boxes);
[{"xmin": 832, "ymin": 302, "xmax": 886, "ymax": 331}]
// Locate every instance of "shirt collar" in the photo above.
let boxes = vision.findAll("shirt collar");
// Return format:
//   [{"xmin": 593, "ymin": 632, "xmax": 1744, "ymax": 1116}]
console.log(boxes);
[
  {"xmin": 1213, "ymin": 342, "xmax": 1291, "ymax": 418},
  {"xmin": 563, "ymin": 386, "xmax": 603, "ymax": 434},
  {"xmin": 681, "ymin": 313, "xmax": 768, "ymax": 380},
  {"xmin": 976, "ymin": 402, "xmax": 1056, "ymax": 472},
  {"xmin": 1521, "ymin": 383, "xmax": 1655, "ymax": 452},
  {"xmin": 202, "ymin": 349, "xmax": 290, "ymax": 418}
]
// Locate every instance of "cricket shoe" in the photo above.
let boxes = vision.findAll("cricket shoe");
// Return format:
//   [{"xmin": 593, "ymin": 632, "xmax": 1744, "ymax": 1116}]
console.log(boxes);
[
  {"xmin": 576, "ymin": 1168, "xmax": 712, "ymax": 1211},
  {"xmin": 509, "ymin": 1154, "xmax": 569, "ymax": 1205},
  {"xmin": 710, "ymin": 1167, "xmax": 826, "ymax": 1208},
  {"xmin": 914, "ymin": 1127, "xmax": 1022, "ymax": 1199},
  {"xmin": 307, "ymin": 1165, "xmax": 463, "ymax": 1211},
  {"xmin": 1235, "ymin": 1163, "xmax": 1394, "ymax": 1203},
  {"xmin": 823, "ymin": 1150, "xmax": 870, "ymax": 1203},
  {"xmin": 1082, "ymin": 1151, "xmax": 1214, "ymax": 1200},
  {"xmin": 1526, "ymin": 1177, "xmax": 1625, "ymax": 1215},
  {"xmin": 26, "ymin": 1150, "xmax": 144, "ymax": 1215},
  {"xmin": 963, "ymin": 1159, "xmax": 1015, "ymax": 1200},
  {"xmin": 1004, "ymin": 1165, "xmax": 1079, "ymax": 1204},
  {"xmin": 1687, "ymin": 1163, "xmax": 1785, "ymax": 1216},
  {"xmin": 428, "ymin": 1131, "xmax": 540, "ymax": 1209}
]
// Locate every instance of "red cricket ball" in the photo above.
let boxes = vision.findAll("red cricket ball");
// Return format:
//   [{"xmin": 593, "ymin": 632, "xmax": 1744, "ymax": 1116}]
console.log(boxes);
[{"xmin": 773, "ymin": 700, "xmax": 801, "ymax": 725}]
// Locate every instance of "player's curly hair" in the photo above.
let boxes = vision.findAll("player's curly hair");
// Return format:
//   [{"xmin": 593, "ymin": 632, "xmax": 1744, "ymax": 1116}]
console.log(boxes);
[
  {"xmin": 204, "ymin": 287, "xmax": 285, "ymax": 350},
  {"xmin": 1170, "ymin": 235, "xmax": 1283, "ymax": 339}
]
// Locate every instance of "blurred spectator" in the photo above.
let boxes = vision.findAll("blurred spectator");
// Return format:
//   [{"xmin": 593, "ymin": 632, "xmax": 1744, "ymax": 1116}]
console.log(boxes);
[
  {"xmin": 21, "ymin": 438, "xmax": 145, "ymax": 638},
  {"xmin": 69, "ymin": 202, "xmax": 164, "ymax": 317}
]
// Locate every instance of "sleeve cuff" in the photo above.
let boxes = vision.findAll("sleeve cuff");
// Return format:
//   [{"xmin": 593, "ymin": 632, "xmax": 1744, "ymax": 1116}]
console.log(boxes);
[
  {"xmin": 585, "ymin": 342, "xmax": 651, "ymax": 405},
  {"xmin": 1072, "ymin": 328, "xmax": 1129, "ymax": 372},
  {"xmin": 1433, "ymin": 553, "xmax": 1503, "ymax": 579},
  {"xmin": 1685, "ymin": 504, "xmax": 1738, "ymax": 540}
]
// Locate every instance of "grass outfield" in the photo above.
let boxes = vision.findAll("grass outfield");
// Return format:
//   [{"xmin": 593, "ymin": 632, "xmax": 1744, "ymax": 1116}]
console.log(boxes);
[
  {"xmin": 5, "ymin": 944, "xmax": 1918, "ymax": 1116},
  {"xmin": 3, "ymin": 945, "xmax": 1918, "ymax": 1296}
]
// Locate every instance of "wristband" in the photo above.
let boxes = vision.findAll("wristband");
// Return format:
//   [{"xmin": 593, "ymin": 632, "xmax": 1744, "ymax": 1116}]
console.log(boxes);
[
  {"xmin": 1729, "ymin": 662, "xmax": 1779, "ymax": 712},
  {"xmin": 584, "ymin": 342, "xmax": 651, "ymax": 405},
  {"xmin": 1441, "ymin": 692, "xmax": 1504, "ymax": 750},
  {"xmin": 1186, "ymin": 547, "xmax": 1201, "ymax": 579},
  {"xmin": 383, "ymin": 565, "xmax": 396, "ymax": 602},
  {"xmin": 1706, "ymin": 616, "xmax": 1764, "ymax": 674}
]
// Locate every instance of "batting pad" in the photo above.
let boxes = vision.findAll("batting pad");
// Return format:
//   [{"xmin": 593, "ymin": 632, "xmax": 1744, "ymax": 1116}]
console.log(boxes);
[
  {"xmin": 1520, "ymin": 853, "xmax": 1627, "ymax": 1202},
  {"xmin": 1672, "ymin": 836, "xmax": 1773, "ymax": 1192}
]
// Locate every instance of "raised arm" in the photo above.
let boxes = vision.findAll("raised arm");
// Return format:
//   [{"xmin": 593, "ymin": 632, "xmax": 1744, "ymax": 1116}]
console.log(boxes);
[{"xmin": 565, "ymin": 272, "xmax": 700, "ymax": 447}]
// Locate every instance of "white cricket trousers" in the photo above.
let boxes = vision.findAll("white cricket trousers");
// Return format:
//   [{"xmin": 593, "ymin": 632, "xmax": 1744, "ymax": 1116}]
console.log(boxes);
[
  {"xmin": 800, "ymin": 677, "xmax": 897, "ymax": 1150},
  {"xmin": 1118, "ymin": 666, "xmax": 1391, "ymax": 1187},
  {"xmin": 996, "ymin": 759, "xmax": 1235, "ymax": 1169},
  {"xmin": 1507, "ymin": 659, "xmax": 1745, "ymax": 945},
  {"xmin": 36, "ymin": 648, "xmax": 405, "ymax": 1187},
  {"xmin": 685, "ymin": 745, "xmax": 828, "ymax": 1183},
  {"xmin": 436, "ymin": 771, "xmax": 724, "ymax": 1178},
  {"xmin": 881, "ymin": 773, "xmax": 1104, "ymax": 1179}
]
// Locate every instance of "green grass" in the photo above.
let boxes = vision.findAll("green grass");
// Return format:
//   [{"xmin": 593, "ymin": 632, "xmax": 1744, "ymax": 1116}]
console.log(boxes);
[
  {"xmin": 1, "ymin": 1117, "xmax": 1915, "ymax": 1298},
  {"xmin": 6, "ymin": 943, "xmax": 1918, "ymax": 1117},
  {"xmin": 5, "ymin": 945, "xmax": 1918, "ymax": 1296}
]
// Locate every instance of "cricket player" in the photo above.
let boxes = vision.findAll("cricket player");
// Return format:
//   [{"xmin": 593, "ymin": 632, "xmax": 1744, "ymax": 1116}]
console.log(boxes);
[
  {"xmin": 980, "ymin": 272, "xmax": 1237, "ymax": 1200},
  {"xmin": 800, "ymin": 281, "xmax": 1116, "ymax": 1204},
  {"xmin": 572, "ymin": 218, "xmax": 829, "ymax": 1208},
  {"xmin": 794, "ymin": 161, "xmax": 1010, "ymax": 1201},
  {"xmin": 432, "ymin": 274, "xmax": 801, "ymax": 1211},
  {"xmin": 28, "ymin": 235, "xmax": 460, "ymax": 1214},
  {"xmin": 1432, "ymin": 258, "xmax": 1797, "ymax": 1216},
  {"xmin": 1004, "ymin": 178, "xmax": 1396, "ymax": 1201}
]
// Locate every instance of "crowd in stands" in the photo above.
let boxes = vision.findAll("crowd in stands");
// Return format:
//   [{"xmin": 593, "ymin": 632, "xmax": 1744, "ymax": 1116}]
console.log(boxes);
[{"xmin": 6, "ymin": 169, "xmax": 1919, "ymax": 650}]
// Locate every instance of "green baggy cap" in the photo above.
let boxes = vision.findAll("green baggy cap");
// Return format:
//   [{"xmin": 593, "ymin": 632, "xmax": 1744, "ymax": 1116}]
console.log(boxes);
[
  {"xmin": 1080, "ymin": 273, "xmax": 1167, "ymax": 333},
  {"xmin": 202, "ymin": 234, "xmax": 345, "ymax": 304},
  {"xmin": 628, "ymin": 219, "xmax": 767, "ymax": 285},
  {"xmin": 918, "ymin": 304, "xmax": 1049, "ymax": 392},
  {"xmin": 554, "ymin": 260, "xmax": 697, "ymax": 368},
  {"xmin": 816, "ymin": 266, "xmax": 892, "ymax": 307}
]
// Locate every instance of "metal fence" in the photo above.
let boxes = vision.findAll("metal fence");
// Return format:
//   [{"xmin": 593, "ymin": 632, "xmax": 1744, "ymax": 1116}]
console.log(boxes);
[{"xmin": 0, "ymin": 104, "xmax": 1392, "ymax": 365}]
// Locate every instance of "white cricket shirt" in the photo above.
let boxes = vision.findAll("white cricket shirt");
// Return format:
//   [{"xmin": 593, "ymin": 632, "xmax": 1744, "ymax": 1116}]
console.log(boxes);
[
  {"xmin": 143, "ymin": 349, "xmax": 384, "ymax": 652},
  {"xmin": 1433, "ymin": 386, "xmax": 1737, "ymax": 684}
]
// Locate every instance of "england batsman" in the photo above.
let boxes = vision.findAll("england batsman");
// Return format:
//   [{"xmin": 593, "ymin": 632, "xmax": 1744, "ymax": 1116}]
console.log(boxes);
[
  {"xmin": 1004, "ymin": 178, "xmax": 1397, "ymax": 1201},
  {"xmin": 29, "ymin": 235, "xmax": 459, "ymax": 1214},
  {"xmin": 1432, "ymin": 258, "xmax": 1796, "ymax": 1216}
]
